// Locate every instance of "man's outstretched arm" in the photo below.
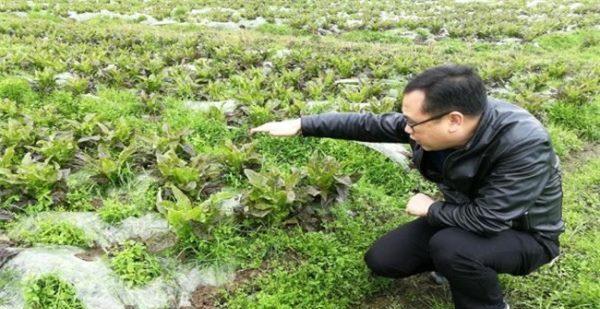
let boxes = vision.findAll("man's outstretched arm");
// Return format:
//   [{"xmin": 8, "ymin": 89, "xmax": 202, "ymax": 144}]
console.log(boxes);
[{"xmin": 300, "ymin": 112, "xmax": 410, "ymax": 143}]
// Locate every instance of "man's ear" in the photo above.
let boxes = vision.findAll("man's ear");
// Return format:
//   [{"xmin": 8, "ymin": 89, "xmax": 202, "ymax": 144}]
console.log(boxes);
[{"xmin": 448, "ymin": 112, "xmax": 463, "ymax": 133}]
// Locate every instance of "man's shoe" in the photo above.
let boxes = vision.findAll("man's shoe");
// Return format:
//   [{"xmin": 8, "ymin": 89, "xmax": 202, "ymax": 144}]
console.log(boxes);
[{"xmin": 429, "ymin": 271, "xmax": 448, "ymax": 285}]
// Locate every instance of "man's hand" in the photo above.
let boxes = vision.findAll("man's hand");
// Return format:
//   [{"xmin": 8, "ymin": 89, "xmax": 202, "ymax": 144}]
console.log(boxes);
[
  {"xmin": 249, "ymin": 118, "xmax": 301, "ymax": 137},
  {"xmin": 405, "ymin": 193, "xmax": 436, "ymax": 217}
]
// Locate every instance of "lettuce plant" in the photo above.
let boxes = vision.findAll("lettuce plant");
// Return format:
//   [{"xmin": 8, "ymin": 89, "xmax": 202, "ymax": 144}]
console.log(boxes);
[
  {"xmin": 304, "ymin": 152, "xmax": 354, "ymax": 206},
  {"xmin": 156, "ymin": 184, "xmax": 216, "ymax": 239},
  {"xmin": 97, "ymin": 117, "xmax": 133, "ymax": 146},
  {"xmin": 216, "ymin": 140, "xmax": 261, "ymax": 174},
  {"xmin": 33, "ymin": 68, "xmax": 57, "ymax": 94},
  {"xmin": 10, "ymin": 153, "xmax": 61, "ymax": 196},
  {"xmin": 29, "ymin": 132, "xmax": 77, "ymax": 164},
  {"xmin": 138, "ymin": 124, "xmax": 190, "ymax": 154},
  {"xmin": 241, "ymin": 167, "xmax": 304, "ymax": 224},
  {"xmin": 81, "ymin": 144, "xmax": 136, "ymax": 184},
  {"xmin": 0, "ymin": 150, "xmax": 62, "ymax": 208},
  {"xmin": 0, "ymin": 118, "xmax": 36, "ymax": 148},
  {"xmin": 156, "ymin": 150, "xmax": 222, "ymax": 192}
]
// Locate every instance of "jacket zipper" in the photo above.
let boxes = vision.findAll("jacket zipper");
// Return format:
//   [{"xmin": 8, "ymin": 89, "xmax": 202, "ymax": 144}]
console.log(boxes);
[{"xmin": 441, "ymin": 150, "xmax": 461, "ymax": 183}]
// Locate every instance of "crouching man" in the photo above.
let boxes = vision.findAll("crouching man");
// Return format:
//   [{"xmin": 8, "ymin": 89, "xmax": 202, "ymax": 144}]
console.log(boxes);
[{"xmin": 250, "ymin": 65, "xmax": 563, "ymax": 309}]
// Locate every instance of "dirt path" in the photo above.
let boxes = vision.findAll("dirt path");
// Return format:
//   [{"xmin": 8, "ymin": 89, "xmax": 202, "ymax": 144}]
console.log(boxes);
[{"xmin": 561, "ymin": 142, "xmax": 600, "ymax": 173}]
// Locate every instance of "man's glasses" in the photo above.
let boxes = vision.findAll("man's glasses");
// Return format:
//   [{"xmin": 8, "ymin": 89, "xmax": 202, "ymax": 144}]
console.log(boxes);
[{"xmin": 406, "ymin": 111, "xmax": 451, "ymax": 130}]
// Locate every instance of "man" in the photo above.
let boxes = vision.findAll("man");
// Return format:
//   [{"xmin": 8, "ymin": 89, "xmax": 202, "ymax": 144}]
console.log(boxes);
[{"xmin": 250, "ymin": 65, "xmax": 564, "ymax": 309}]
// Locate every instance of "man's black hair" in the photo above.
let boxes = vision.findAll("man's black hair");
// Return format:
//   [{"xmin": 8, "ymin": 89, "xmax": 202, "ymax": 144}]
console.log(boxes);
[{"xmin": 403, "ymin": 64, "xmax": 487, "ymax": 116}]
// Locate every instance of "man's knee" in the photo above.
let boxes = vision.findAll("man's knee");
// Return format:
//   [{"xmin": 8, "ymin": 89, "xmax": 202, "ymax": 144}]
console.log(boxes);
[
  {"xmin": 364, "ymin": 246, "xmax": 410, "ymax": 278},
  {"xmin": 428, "ymin": 229, "xmax": 480, "ymax": 273}
]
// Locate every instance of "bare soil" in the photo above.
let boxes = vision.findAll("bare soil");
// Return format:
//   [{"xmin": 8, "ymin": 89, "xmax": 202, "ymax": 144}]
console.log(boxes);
[
  {"xmin": 360, "ymin": 272, "xmax": 452, "ymax": 308},
  {"xmin": 74, "ymin": 246, "xmax": 106, "ymax": 262},
  {"xmin": 186, "ymin": 263, "xmax": 267, "ymax": 309},
  {"xmin": 562, "ymin": 142, "xmax": 600, "ymax": 172}
]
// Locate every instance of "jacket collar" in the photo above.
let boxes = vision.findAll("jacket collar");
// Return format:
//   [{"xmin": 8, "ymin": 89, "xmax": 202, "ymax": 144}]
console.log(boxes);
[{"xmin": 462, "ymin": 97, "xmax": 494, "ymax": 151}]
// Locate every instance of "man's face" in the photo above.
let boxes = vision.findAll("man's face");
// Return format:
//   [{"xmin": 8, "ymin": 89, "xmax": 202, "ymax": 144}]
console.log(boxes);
[{"xmin": 401, "ymin": 90, "xmax": 453, "ymax": 151}]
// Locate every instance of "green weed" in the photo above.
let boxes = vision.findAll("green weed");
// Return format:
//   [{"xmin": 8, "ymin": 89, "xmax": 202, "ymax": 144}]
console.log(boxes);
[
  {"xmin": 23, "ymin": 274, "xmax": 85, "ymax": 309},
  {"xmin": 98, "ymin": 198, "xmax": 141, "ymax": 224},
  {"xmin": 109, "ymin": 241, "xmax": 162, "ymax": 287},
  {"xmin": 19, "ymin": 220, "xmax": 92, "ymax": 248},
  {"xmin": 0, "ymin": 77, "xmax": 36, "ymax": 105}
]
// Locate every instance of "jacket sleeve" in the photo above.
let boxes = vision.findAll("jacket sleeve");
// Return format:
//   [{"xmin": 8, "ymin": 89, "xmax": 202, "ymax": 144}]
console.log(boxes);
[
  {"xmin": 426, "ymin": 138, "xmax": 554, "ymax": 236},
  {"xmin": 300, "ymin": 112, "xmax": 410, "ymax": 143}
]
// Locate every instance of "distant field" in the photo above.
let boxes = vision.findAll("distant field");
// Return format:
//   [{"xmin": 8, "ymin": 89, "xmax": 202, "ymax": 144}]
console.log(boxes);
[{"xmin": 0, "ymin": 1, "xmax": 598, "ymax": 308}]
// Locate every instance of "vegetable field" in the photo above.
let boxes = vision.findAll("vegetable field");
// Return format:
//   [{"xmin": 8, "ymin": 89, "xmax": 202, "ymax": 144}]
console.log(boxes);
[{"xmin": 0, "ymin": 1, "xmax": 598, "ymax": 308}]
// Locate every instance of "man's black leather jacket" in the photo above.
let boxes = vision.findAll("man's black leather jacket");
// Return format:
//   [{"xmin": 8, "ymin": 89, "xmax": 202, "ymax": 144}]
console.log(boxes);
[{"xmin": 300, "ymin": 98, "xmax": 564, "ymax": 240}]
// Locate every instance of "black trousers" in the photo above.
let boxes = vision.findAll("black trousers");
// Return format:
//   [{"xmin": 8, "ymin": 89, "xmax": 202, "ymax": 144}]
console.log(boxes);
[{"xmin": 364, "ymin": 217, "xmax": 557, "ymax": 309}]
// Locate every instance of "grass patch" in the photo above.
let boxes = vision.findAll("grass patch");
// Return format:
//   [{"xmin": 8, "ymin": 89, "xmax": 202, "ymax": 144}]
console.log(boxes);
[
  {"xmin": 98, "ymin": 198, "xmax": 141, "ymax": 224},
  {"xmin": 254, "ymin": 135, "xmax": 321, "ymax": 168},
  {"xmin": 163, "ymin": 103, "xmax": 232, "ymax": 149},
  {"xmin": 0, "ymin": 77, "xmax": 36, "ymax": 105},
  {"xmin": 219, "ymin": 181, "xmax": 411, "ymax": 308},
  {"xmin": 547, "ymin": 124, "xmax": 584, "ymax": 159},
  {"xmin": 548, "ymin": 99, "xmax": 600, "ymax": 141},
  {"xmin": 340, "ymin": 30, "xmax": 414, "ymax": 44},
  {"xmin": 78, "ymin": 88, "xmax": 144, "ymax": 121},
  {"xmin": 223, "ymin": 232, "xmax": 385, "ymax": 308},
  {"xmin": 500, "ymin": 158, "xmax": 600, "ymax": 308},
  {"xmin": 535, "ymin": 30, "xmax": 600, "ymax": 52},
  {"xmin": 256, "ymin": 23, "xmax": 300, "ymax": 36}
]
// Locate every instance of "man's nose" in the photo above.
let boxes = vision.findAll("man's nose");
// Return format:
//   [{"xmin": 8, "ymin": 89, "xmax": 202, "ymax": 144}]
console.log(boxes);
[{"xmin": 404, "ymin": 124, "xmax": 413, "ymax": 134}]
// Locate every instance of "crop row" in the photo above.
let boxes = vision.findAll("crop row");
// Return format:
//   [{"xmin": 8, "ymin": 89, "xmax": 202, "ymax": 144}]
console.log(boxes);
[{"xmin": 1, "ymin": 0, "xmax": 599, "ymax": 41}]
